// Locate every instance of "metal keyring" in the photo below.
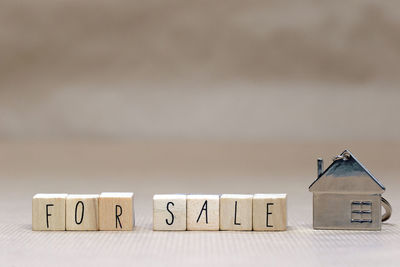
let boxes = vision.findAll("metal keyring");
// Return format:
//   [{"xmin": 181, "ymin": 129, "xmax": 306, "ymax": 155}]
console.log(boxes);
[{"xmin": 381, "ymin": 197, "xmax": 392, "ymax": 222}]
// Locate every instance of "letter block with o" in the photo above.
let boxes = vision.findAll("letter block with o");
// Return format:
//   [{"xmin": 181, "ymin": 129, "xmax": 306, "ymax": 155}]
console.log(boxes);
[
  {"xmin": 32, "ymin": 194, "xmax": 67, "ymax": 231},
  {"xmin": 99, "ymin": 192, "xmax": 135, "ymax": 231},
  {"xmin": 153, "ymin": 194, "xmax": 186, "ymax": 231},
  {"xmin": 66, "ymin": 194, "xmax": 99, "ymax": 231}
]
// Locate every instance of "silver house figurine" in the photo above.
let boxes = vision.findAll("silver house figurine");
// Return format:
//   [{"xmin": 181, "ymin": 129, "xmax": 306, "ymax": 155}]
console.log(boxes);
[{"xmin": 309, "ymin": 150, "xmax": 391, "ymax": 230}]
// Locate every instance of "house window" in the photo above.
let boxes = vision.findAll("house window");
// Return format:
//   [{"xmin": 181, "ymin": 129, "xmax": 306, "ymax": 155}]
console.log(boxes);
[{"xmin": 351, "ymin": 201, "xmax": 372, "ymax": 223}]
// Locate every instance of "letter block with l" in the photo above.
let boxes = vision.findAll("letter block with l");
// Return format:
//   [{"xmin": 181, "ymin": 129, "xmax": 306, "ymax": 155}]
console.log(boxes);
[{"xmin": 220, "ymin": 194, "xmax": 253, "ymax": 231}]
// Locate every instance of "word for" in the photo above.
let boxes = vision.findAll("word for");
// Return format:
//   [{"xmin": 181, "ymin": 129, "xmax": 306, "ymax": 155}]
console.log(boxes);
[
  {"xmin": 32, "ymin": 193, "xmax": 134, "ymax": 231},
  {"xmin": 153, "ymin": 194, "xmax": 287, "ymax": 231}
]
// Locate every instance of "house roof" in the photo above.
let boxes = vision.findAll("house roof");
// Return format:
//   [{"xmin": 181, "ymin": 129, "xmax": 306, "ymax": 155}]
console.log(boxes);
[{"xmin": 309, "ymin": 150, "xmax": 385, "ymax": 193}]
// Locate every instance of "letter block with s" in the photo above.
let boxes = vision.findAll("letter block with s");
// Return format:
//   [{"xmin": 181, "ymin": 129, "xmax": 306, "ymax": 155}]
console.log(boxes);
[{"xmin": 153, "ymin": 194, "xmax": 186, "ymax": 231}]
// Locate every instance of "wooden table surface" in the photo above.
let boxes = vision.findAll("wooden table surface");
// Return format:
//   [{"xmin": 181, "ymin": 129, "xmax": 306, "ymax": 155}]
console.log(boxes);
[{"xmin": 0, "ymin": 141, "xmax": 399, "ymax": 266}]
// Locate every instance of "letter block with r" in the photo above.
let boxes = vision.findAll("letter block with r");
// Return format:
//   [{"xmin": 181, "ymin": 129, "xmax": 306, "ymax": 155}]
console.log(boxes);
[{"xmin": 99, "ymin": 192, "xmax": 135, "ymax": 231}]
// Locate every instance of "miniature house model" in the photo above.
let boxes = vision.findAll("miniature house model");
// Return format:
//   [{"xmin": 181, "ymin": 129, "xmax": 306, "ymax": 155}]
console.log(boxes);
[{"xmin": 309, "ymin": 150, "xmax": 386, "ymax": 230}]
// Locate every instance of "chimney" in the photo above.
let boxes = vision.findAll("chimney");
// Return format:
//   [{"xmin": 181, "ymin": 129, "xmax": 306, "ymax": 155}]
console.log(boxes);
[{"xmin": 317, "ymin": 158, "xmax": 324, "ymax": 177}]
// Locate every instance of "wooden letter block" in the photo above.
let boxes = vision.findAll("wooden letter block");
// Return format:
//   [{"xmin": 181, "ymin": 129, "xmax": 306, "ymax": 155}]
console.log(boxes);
[
  {"xmin": 32, "ymin": 194, "xmax": 67, "ymax": 231},
  {"xmin": 220, "ymin": 194, "xmax": 253, "ymax": 231},
  {"xmin": 187, "ymin": 195, "xmax": 219, "ymax": 231},
  {"xmin": 253, "ymin": 194, "xmax": 287, "ymax": 231},
  {"xmin": 66, "ymin": 194, "xmax": 99, "ymax": 231},
  {"xmin": 99, "ymin": 192, "xmax": 135, "ymax": 231},
  {"xmin": 153, "ymin": 194, "xmax": 186, "ymax": 231}
]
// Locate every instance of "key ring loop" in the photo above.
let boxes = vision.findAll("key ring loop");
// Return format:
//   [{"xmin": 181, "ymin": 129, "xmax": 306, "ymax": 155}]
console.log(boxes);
[{"xmin": 381, "ymin": 197, "xmax": 392, "ymax": 222}]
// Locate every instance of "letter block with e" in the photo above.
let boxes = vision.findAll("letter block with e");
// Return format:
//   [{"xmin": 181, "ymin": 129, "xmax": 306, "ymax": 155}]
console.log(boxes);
[
  {"xmin": 99, "ymin": 192, "xmax": 135, "ymax": 231},
  {"xmin": 66, "ymin": 194, "xmax": 99, "ymax": 231},
  {"xmin": 153, "ymin": 194, "xmax": 186, "ymax": 231},
  {"xmin": 32, "ymin": 194, "xmax": 67, "ymax": 231},
  {"xmin": 253, "ymin": 194, "xmax": 287, "ymax": 231}
]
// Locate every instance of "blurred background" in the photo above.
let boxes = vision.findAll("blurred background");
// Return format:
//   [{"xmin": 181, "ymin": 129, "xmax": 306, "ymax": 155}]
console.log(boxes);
[
  {"xmin": 1, "ymin": 0, "xmax": 400, "ymax": 141},
  {"xmin": 1, "ymin": 1, "xmax": 400, "ymax": 265}
]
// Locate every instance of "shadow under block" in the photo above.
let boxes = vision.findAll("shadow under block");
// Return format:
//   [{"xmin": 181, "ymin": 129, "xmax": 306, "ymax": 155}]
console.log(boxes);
[
  {"xmin": 253, "ymin": 194, "xmax": 287, "ymax": 231},
  {"xmin": 153, "ymin": 194, "xmax": 187, "ymax": 231},
  {"xmin": 220, "ymin": 194, "xmax": 253, "ymax": 231},
  {"xmin": 99, "ymin": 192, "xmax": 135, "ymax": 231},
  {"xmin": 66, "ymin": 194, "xmax": 99, "ymax": 231},
  {"xmin": 32, "ymin": 194, "xmax": 67, "ymax": 231},
  {"xmin": 187, "ymin": 195, "xmax": 219, "ymax": 231}
]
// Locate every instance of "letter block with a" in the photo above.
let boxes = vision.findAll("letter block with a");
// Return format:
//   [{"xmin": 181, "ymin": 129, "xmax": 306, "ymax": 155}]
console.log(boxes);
[
  {"xmin": 99, "ymin": 192, "xmax": 135, "ymax": 231},
  {"xmin": 220, "ymin": 194, "xmax": 253, "ymax": 231},
  {"xmin": 187, "ymin": 195, "xmax": 219, "ymax": 231},
  {"xmin": 66, "ymin": 194, "xmax": 99, "ymax": 231},
  {"xmin": 153, "ymin": 194, "xmax": 186, "ymax": 231},
  {"xmin": 253, "ymin": 194, "xmax": 287, "ymax": 231},
  {"xmin": 32, "ymin": 194, "xmax": 67, "ymax": 231}
]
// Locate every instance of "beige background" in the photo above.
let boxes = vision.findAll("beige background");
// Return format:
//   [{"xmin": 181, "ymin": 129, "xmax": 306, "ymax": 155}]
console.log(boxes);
[
  {"xmin": 1, "ymin": 0, "xmax": 400, "ymax": 266},
  {"xmin": 1, "ymin": 0, "xmax": 400, "ymax": 140}
]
